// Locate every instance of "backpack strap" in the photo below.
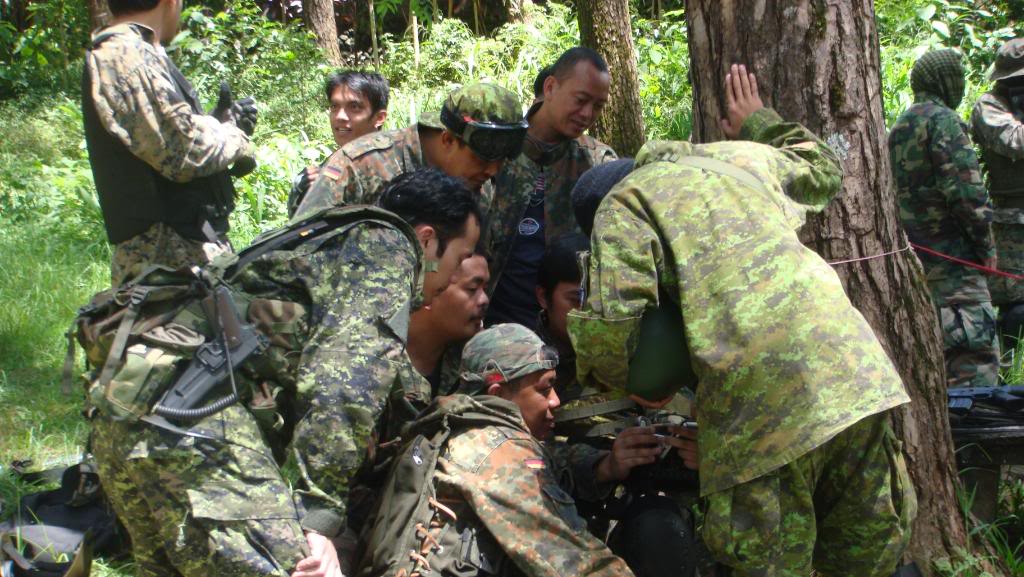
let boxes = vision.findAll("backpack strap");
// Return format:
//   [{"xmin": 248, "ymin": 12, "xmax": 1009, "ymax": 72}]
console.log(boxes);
[
  {"xmin": 95, "ymin": 286, "xmax": 152, "ymax": 389},
  {"xmin": 675, "ymin": 155, "xmax": 769, "ymax": 196}
]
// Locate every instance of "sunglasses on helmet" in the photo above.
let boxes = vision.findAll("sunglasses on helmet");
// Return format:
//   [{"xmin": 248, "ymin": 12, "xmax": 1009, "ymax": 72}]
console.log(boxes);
[{"xmin": 440, "ymin": 106, "xmax": 528, "ymax": 162}]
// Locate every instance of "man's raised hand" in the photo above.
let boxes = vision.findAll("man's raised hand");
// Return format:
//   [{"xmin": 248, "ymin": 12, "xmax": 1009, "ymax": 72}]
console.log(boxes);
[{"xmin": 720, "ymin": 64, "xmax": 764, "ymax": 139}]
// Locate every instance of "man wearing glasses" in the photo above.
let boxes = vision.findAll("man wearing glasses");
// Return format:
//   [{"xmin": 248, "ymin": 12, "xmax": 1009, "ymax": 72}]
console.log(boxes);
[{"xmin": 290, "ymin": 83, "xmax": 527, "ymax": 221}]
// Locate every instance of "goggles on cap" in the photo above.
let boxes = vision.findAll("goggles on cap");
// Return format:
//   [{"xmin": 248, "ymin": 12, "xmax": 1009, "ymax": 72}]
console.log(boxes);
[{"xmin": 440, "ymin": 105, "xmax": 528, "ymax": 162}]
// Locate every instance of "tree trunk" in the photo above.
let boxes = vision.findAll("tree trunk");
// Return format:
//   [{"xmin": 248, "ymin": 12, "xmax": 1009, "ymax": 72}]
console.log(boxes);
[
  {"xmin": 685, "ymin": 1, "xmax": 999, "ymax": 575},
  {"xmin": 302, "ymin": 0, "xmax": 344, "ymax": 66},
  {"xmin": 369, "ymin": 0, "xmax": 381, "ymax": 70},
  {"xmin": 87, "ymin": 0, "xmax": 111, "ymax": 31},
  {"xmin": 577, "ymin": 0, "xmax": 646, "ymax": 157}
]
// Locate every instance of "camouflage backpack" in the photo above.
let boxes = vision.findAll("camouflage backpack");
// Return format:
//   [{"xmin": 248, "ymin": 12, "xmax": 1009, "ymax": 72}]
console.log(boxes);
[
  {"xmin": 67, "ymin": 206, "xmax": 419, "ymax": 439},
  {"xmin": 356, "ymin": 394, "xmax": 526, "ymax": 577}
]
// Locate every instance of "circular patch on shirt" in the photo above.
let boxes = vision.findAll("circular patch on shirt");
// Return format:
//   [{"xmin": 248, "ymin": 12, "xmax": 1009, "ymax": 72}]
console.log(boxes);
[{"xmin": 518, "ymin": 218, "xmax": 541, "ymax": 236}]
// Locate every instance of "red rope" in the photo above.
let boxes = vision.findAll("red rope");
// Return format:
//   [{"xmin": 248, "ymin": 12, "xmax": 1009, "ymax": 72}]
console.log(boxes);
[{"xmin": 910, "ymin": 243, "xmax": 1024, "ymax": 280}]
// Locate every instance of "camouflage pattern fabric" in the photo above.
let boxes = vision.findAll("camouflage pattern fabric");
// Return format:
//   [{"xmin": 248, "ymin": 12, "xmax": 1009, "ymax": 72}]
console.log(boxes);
[
  {"xmin": 110, "ymin": 222, "xmax": 213, "ymax": 286},
  {"xmin": 86, "ymin": 23, "xmax": 250, "ymax": 283},
  {"xmin": 703, "ymin": 412, "xmax": 916, "ymax": 577},
  {"xmin": 971, "ymin": 90, "xmax": 1024, "ymax": 304},
  {"xmin": 90, "ymin": 406, "xmax": 308, "ymax": 577},
  {"xmin": 484, "ymin": 135, "xmax": 617, "ymax": 292},
  {"xmin": 568, "ymin": 107, "xmax": 910, "ymax": 497},
  {"xmin": 939, "ymin": 302, "xmax": 1000, "ymax": 387},
  {"xmin": 910, "ymin": 49, "xmax": 966, "ymax": 110},
  {"xmin": 889, "ymin": 95, "xmax": 995, "ymax": 305},
  {"xmin": 231, "ymin": 219, "xmax": 429, "ymax": 538},
  {"xmin": 457, "ymin": 323, "xmax": 557, "ymax": 391},
  {"xmin": 432, "ymin": 396, "xmax": 636, "ymax": 577},
  {"xmin": 291, "ymin": 82, "xmax": 523, "ymax": 221}
]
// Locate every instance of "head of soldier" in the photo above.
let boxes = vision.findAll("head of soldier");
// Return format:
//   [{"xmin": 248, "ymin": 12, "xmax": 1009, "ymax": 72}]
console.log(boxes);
[
  {"xmin": 414, "ymin": 253, "xmax": 491, "ymax": 344},
  {"xmin": 108, "ymin": 0, "xmax": 183, "ymax": 44},
  {"xmin": 911, "ymin": 48, "xmax": 966, "ymax": 109},
  {"xmin": 420, "ymin": 83, "xmax": 527, "ymax": 192},
  {"xmin": 530, "ymin": 47, "xmax": 610, "ymax": 142},
  {"xmin": 326, "ymin": 71, "xmax": 389, "ymax": 148},
  {"xmin": 379, "ymin": 168, "xmax": 482, "ymax": 307},
  {"xmin": 992, "ymin": 38, "xmax": 1024, "ymax": 91},
  {"xmin": 537, "ymin": 233, "xmax": 590, "ymax": 350},
  {"xmin": 459, "ymin": 324, "xmax": 561, "ymax": 439}
]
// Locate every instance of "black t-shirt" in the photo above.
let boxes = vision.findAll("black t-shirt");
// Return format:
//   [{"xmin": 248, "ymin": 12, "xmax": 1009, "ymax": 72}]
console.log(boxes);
[{"xmin": 486, "ymin": 173, "xmax": 547, "ymax": 327}]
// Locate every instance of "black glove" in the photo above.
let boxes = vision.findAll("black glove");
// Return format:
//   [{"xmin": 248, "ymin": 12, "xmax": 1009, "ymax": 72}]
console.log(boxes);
[
  {"xmin": 229, "ymin": 156, "xmax": 258, "ymax": 177},
  {"xmin": 210, "ymin": 81, "xmax": 258, "ymax": 136}
]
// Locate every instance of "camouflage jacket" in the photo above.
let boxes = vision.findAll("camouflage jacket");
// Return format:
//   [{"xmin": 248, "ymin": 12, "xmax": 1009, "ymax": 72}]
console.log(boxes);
[
  {"xmin": 232, "ymin": 214, "xmax": 429, "ymax": 538},
  {"xmin": 435, "ymin": 396, "xmax": 635, "ymax": 577},
  {"xmin": 890, "ymin": 94, "xmax": 995, "ymax": 304},
  {"xmin": 971, "ymin": 90, "xmax": 1024, "ymax": 197},
  {"xmin": 86, "ymin": 23, "xmax": 251, "ymax": 284},
  {"xmin": 568, "ymin": 108, "xmax": 910, "ymax": 496},
  {"xmin": 484, "ymin": 135, "xmax": 617, "ymax": 292},
  {"xmin": 291, "ymin": 125, "xmax": 495, "ymax": 221}
]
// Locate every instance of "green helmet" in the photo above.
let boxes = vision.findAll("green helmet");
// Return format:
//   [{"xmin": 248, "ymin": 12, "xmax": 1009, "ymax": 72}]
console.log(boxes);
[
  {"xmin": 626, "ymin": 300, "xmax": 698, "ymax": 402},
  {"xmin": 420, "ymin": 83, "xmax": 528, "ymax": 162},
  {"xmin": 458, "ymin": 323, "xmax": 558, "ymax": 394}
]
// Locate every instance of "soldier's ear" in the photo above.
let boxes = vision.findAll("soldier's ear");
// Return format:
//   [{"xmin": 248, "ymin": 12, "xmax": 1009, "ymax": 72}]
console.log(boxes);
[
  {"xmin": 535, "ymin": 286, "xmax": 549, "ymax": 311},
  {"xmin": 415, "ymin": 224, "xmax": 439, "ymax": 257},
  {"xmin": 486, "ymin": 382, "xmax": 504, "ymax": 397},
  {"xmin": 543, "ymin": 74, "xmax": 558, "ymax": 100},
  {"xmin": 372, "ymin": 109, "xmax": 388, "ymax": 130}
]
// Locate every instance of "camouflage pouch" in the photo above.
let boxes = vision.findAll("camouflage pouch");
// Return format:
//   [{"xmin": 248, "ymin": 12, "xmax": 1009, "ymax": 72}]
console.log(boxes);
[{"xmin": 91, "ymin": 342, "xmax": 188, "ymax": 420}]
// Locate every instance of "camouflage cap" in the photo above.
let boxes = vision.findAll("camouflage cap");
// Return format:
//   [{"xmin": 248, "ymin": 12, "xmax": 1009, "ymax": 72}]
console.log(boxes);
[
  {"xmin": 911, "ymin": 48, "xmax": 966, "ymax": 109},
  {"xmin": 419, "ymin": 83, "xmax": 524, "ymax": 130},
  {"xmin": 458, "ymin": 323, "xmax": 558, "ymax": 394},
  {"xmin": 992, "ymin": 38, "xmax": 1024, "ymax": 82}
]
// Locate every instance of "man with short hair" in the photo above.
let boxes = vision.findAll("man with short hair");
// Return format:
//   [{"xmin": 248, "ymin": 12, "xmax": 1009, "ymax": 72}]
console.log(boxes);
[
  {"xmin": 407, "ymin": 253, "xmax": 491, "ymax": 395},
  {"xmin": 971, "ymin": 38, "xmax": 1024, "ymax": 350},
  {"xmin": 291, "ymin": 83, "xmax": 527, "ymax": 221},
  {"xmin": 569, "ymin": 65, "xmax": 916, "ymax": 577},
  {"xmin": 485, "ymin": 47, "xmax": 617, "ymax": 327},
  {"xmin": 890, "ymin": 48, "xmax": 1000, "ymax": 387},
  {"xmin": 288, "ymin": 71, "xmax": 390, "ymax": 216},
  {"xmin": 83, "ymin": 0, "xmax": 258, "ymax": 286}
]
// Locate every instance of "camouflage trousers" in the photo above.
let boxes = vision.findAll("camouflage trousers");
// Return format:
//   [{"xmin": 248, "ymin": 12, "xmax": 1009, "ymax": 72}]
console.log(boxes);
[
  {"xmin": 702, "ymin": 411, "xmax": 916, "ymax": 577},
  {"xmin": 989, "ymin": 220, "xmax": 1024, "ymax": 306},
  {"xmin": 938, "ymin": 302, "xmax": 1001, "ymax": 388},
  {"xmin": 111, "ymin": 223, "xmax": 226, "ymax": 287},
  {"xmin": 91, "ymin": 405, "xmax": 308, "ymax": 577}
]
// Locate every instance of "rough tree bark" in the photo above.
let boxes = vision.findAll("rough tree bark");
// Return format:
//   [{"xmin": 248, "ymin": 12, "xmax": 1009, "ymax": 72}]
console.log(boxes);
[
  {"xmin": 685, "ymin": 1, "xmax": 997, "ymax": 575},
  {"xmin": 303, "ymin": 0, "xmax": 344, "ymax": 66},
  {"xmin": 577, "ymin": 0, "xmax": 646, "ymax": 157},
  {"xmin": 87, "ymin": 0, "xmax": 111, "ymax": 31}
]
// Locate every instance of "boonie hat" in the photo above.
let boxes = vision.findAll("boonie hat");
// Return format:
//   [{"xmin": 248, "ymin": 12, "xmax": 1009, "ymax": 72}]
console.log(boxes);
[
  {"xmin": 991, "ymin": 38, "xmax": 1024, "ymax": 82},
  {"xmin": 459, "ymin": 324, "xmax": 558, "ymax": 394}
]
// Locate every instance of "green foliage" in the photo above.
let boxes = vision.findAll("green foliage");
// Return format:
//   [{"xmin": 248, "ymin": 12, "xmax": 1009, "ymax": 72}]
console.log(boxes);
[
  {"xmin": 877, "ymin": 0, "xmax": 1017, "ymax": 125},
  {"xmin": 0, "ymin": 0, "xmax": 89, "ymax": 96},
  {"xmin": 635, "ymin": 9, "xmax": 692, "ymax": 140}
]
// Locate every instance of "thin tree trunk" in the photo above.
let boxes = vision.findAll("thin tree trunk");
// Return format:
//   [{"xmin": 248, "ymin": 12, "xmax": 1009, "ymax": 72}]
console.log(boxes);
[
  {"xmin": 577, "ymin": 0, "xmax": 646, "ymax": 157},
  {"xmin": 369, "ymin": 0, "xmax": 380, "ymax": 70},
  {"xmin": 685, "ymin": 1, "xmax": 1001, "ymax": 575},
  {"xmin": 302, "ymin": 0, "xmax": 343, "ymax": 66},
  {"xmin": 412, "ymin": 10, "xmax": 420, "ymax": 70},
  {"xmin": 87, "ymin": 0, "xmax": 111, "ymax": 31}
]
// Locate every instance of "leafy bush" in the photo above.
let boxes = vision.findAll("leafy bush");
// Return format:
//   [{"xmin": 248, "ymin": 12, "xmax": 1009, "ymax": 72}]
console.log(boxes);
[{"xmin": 0, "ymin": 0, "xmax": 89, "ymax": 97}]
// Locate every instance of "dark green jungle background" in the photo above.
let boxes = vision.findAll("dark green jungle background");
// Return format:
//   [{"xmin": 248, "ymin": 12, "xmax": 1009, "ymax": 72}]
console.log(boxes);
[{"xmin": 0, "ymin": 0, "xmax": 1021, "ymax": 574}]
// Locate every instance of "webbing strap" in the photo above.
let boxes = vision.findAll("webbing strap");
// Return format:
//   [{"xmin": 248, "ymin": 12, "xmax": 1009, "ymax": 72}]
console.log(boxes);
[
  {"xmin": 676, "ymin": 155, "xmax": 769, "ymax": 196},
  {"xmin": 96, "ymin": 288, "xmax": 149, "ymax": 387},
  {"xmin": 553, "ymin": 397, "xmax": 637, "ymax": 423}
]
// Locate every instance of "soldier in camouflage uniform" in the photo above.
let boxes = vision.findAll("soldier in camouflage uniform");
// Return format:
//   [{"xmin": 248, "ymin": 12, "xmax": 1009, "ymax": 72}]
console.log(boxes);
[
  {"xmin": 83, "ymin": 0, "xmax": 258, "ymax": 287},
  {"xmin": 485, "ymin": 48, "xmax": 618, "ymax": 327},
  {"xmin": 568, "ymin": 65, "xmax": 916, "ymax": 577},
  {"xmin": 971, "ymin": 38, "xmax": 1024, "ymax": 350},
  {"xmin": 890, "ymin": 49, "xmax": 1000, "ymax": 387},
  {"xmin": 424, "ymin": 323, "xmax": 639, "ymax": 577},
  {"xmin": 291, "ymin": 83, "xmax": 527, "ymax": 221},
  {"xmin": 91, "ymin": 168, "xmax": 481, "ymax": 577}
]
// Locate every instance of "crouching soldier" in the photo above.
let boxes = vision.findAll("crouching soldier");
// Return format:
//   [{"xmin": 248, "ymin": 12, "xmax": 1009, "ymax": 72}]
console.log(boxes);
[{"xmin": 357, "ymin": 323, "xmax": 638, "ymax": 577}]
